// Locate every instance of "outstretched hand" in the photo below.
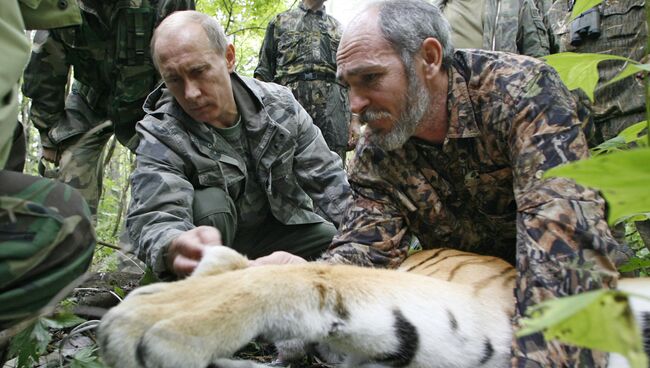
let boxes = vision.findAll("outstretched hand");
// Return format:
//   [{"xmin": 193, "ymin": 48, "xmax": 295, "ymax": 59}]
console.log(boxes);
[{"xmin": 166, "ymin": 226, "xmax": 222, "ymax": 277}]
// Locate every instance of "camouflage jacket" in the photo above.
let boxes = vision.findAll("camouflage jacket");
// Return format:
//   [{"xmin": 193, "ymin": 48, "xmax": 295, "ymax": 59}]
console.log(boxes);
[
  {"xmin": 254, "ymin": 3, "xmax": 349, "ymax": 151},
  {"xmin": 21, "ymin": 0, "xmax": 194, "ymax": 149},
  {"xmin": 323, "ymin": 50, "xmax": 622, "ymax": 366},
  {"xmin": 439, "ymin": 0, "xmax": 550, "ymax": 56},
  {"xmin": 547, "ymin": 0, "xmax": 647, "ymax": 142},
  {"xmin": 127, "ymin": 74, "xmax": 351, "ymax": 276},
  {"xmin": 254, "ymin": 3, "xmax": 341, "ymax": 84},
  {"xmin": 1, "ymin": 0, "xmax": 81, "ymax": 169}
]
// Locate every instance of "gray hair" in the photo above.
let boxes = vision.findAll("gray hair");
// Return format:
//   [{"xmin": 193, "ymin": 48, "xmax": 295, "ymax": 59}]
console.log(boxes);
[
  {"xmin": 151, "ymin": 11, "xmax": 229, "ymax": 70},
  {"xmin": 374, "ymin": 0, "xmax": 454, "ymax": 70}
]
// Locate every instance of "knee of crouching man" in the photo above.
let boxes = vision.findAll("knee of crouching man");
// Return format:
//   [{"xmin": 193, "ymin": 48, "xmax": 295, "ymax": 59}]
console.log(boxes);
[{"xmin": 191, "ymin": 245, "xmax": 249, "ymax": 277}]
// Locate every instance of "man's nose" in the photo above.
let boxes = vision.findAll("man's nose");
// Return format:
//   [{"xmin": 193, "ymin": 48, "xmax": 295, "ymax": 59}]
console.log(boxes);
[
  {"xmin": 349, "ymin": 88, "xmax": 369, "ymax": 115},
  {"xmin": 184, "ymin": 80, "xmax": 201, "ymax": 100}
]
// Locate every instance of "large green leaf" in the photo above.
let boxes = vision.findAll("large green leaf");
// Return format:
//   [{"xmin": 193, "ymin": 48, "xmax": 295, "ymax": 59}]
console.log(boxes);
[
  {"xmin": 619, "ymin": 256, "xmax": 650, "ymax": 273},
  {"xmin": 8, "ymin": 319, "xmax": 52, "ymax": 368},
  {"xmin": 544, "ymin": 148, "xmax": 650, "ymax": 225},
  {"xmin": 591, "ymin": 121, "xmax": 648, "ymax": 156},
  {"xmin": 70, "ymin": 347, "xmax": 108, "ymax": 368},
  {"xmin": 570, "ymin": 0, "xmax": 604, "ymax": 20},
  {"xmin": 518, "ymin": 289, "xmax": 647, "ymax": 368},
  {"xmin": 605, "ymin": 63, "xmax": 650, "ymax": 86},
  {"xmin": 42, "ymin": 311, "xmax": 86, "ymax": 329},
  {"xmin": 543, "ymin": 53, "xmax": 641, "ymax": 101}
]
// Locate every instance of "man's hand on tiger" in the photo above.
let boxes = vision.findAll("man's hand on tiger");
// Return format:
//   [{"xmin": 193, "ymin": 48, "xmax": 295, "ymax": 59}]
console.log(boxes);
[{"xmin": 166, "ymin": 226, "xmax": 223, "ymax": 277}]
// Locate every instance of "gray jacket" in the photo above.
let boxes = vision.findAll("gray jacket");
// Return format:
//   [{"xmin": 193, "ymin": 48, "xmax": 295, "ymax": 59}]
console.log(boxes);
[
  {"xmin": 127, "ymin": 74, "xmax": 351, "ymax": 275},
  {"xmin": 439, "ymin": 0, "xmax": 550, "ymax": 56}
]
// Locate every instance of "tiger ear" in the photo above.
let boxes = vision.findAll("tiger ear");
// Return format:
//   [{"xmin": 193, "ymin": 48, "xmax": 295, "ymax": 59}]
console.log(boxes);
[{"xmin": 191, "ymin": 245, "xmax": 249, "ymax": 277}]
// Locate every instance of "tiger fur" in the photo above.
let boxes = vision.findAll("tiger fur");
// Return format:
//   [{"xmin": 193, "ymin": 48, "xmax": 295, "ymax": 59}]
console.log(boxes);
[{"xmin": 98, "ymin": 246, "xmax": 650, "ymax": 368}]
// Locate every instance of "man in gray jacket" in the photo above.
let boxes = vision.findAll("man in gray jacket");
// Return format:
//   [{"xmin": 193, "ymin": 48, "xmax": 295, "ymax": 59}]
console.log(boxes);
[
  {"xmin": 127, "ymin": 10, "xmax": 351, "ymax": 279},
  {"xmin": 437, "ymin": 0, "xmax": 550, "ymax": 57}
]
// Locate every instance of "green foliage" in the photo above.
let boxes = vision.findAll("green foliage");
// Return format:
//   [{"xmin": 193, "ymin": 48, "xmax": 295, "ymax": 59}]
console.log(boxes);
[
  {"xmin": 7, "ymin": 311, "xmax": 86, "ymax": 368},
  {"xmin": 620, "ymin": 257, "xmax": 650, "ymax": 273},
  {"xmin": 570, "ymin": 0, "xmax": 603, "ymax": 20},
  {"xmin": 139, "ymin": 266, "xmax": 160, "ymax": 286},
  {"xmin": 197, "ymin": 0, "xmax": 295, "ymax": 75},
  {"xmin": 42, "ymin": 311, "xmax": 86, "ymax": 330},
  {"xmin": 544, "ymin": 148, "xmax": 650, "ymax": 225},
  {"xmin": 8, "ymin": 319, "xmax": 51, "ymax": 368},
  {"xmin": 518, "ymin": 289, "xmax": 647, "ymax": 368},
  {"xmin": 543, "ymin": 53, "xmax": 647, "ymax": 102},
  {"xmin": 113, "ymin": 286, "xmax": 126, "ymax": 299},
  {"xmin": 591, "ymin": 121, "xmax": 648, "ymax": 156},
  {"xmin": 69, "ymin": 347, "xmax": 108, "ymax": 368}
]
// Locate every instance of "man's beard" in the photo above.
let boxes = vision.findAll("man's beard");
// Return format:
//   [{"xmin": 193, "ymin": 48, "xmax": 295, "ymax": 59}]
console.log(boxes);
[{"xmin": 361, "ymin": 64, "xmax": 432, "ymax": 151}]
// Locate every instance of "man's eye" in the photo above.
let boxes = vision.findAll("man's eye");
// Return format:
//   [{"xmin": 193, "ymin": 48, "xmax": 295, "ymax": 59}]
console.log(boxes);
[
  {"xmin": 362, "ymin": 73, "xmax": 379, "ymax": 84},
  {"xmin": 165, "ymin": 76, "xmax": 180, "ymax": 84},
  {"xmin": 192, "ymin": 67, "xmax": 207, "ymax": 76}
]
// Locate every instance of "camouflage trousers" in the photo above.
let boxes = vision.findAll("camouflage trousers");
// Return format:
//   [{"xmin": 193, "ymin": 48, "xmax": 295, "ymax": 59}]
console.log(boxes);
[
  {"xmin": 0, "ymin": 170, "xmax": 95, "ymax": 329},
  {"xmin": 39, "ymin": 122, "xmax": 114, "ymax": 217},
  {"xmin": 285, "ymin": 79, "xmax": 349, "ymax": 162}
]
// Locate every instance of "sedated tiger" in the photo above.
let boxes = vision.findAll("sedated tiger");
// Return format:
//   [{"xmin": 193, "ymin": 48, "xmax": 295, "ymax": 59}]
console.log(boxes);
[{"xmin": 98, "ymin": 245, "xmax": 650, "ymax": 368}]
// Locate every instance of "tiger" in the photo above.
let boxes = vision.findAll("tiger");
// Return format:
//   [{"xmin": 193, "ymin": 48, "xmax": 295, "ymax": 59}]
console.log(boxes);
[{"xmin": 98, "ymin": 245, "xmax": 650, "ymax": 368}]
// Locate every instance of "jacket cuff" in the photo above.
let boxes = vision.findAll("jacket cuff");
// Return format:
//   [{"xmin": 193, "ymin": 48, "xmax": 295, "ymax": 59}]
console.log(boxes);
[{"xmin": 150, "ymin": 229, "xmax": 185, "ymax": 279}]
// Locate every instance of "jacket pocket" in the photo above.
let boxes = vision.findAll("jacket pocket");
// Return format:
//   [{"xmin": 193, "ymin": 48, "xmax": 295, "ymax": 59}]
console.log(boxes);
[
  {"xmin": 600, "ymin": 0, "xmax": 645, "ymax": 39},
  {"xmin": 196, "ymin": 155, "xmax": 245, "ymax": 200}
]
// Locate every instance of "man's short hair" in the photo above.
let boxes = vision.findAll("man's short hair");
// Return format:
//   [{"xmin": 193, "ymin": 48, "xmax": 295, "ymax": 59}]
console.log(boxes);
[
  {"xmin": 374, "ymin": 0, "xmax": 454, "ymax": 69},
  {"xmin": 151, "ymin": 11, "xmax": 229, "ymax": 70}
]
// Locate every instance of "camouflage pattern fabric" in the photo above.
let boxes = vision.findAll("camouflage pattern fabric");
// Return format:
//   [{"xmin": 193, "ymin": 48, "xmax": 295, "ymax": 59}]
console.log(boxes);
[
  {"xmin": 21, "ymin": 0, "xmax": 194, "ymax": 214},
  {"xmin": 440, "ymin": 0, "xmax": 551, "ymax": 57},
  {"xmin": 127, "ymin": 74, "xmax": 350, "ymax": 277},
  {"xmin": 322, "ymin": 50, "xmax": 628, "ymax": 367},
  {"xmin": 0, "ymin": 170, "xmax": 96, "ymax": 329},
  {"xmin": 1, "ymin": 0, "xmax": 32, "ymax": 170},
  {"xmin": 547, "ymin": 0, "xmax": 647, "ymax": 144},
  {"xmin": 254, "ymin": 2, "xmax": 350, "ymax": 154},
  {"xmin": 0, "ymin": 0, "xmax": 96, "ymax": 331}
]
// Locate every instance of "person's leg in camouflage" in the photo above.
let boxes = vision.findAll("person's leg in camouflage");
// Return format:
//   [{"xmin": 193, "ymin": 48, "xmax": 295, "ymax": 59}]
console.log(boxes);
[
  {"xmin": 38, "ymin": 92, "xmax": 113, "ymax": 217},
  {"xmin": 54, "ymin": 125, "xmax": 113, "ymax": 217},
  {"xmin": 288, "ymin": 80, "xmax": 350, "ymax": 165},
  {"xmin": 0, "ymin": 170, "xmax": 96, "ymax": 330}
]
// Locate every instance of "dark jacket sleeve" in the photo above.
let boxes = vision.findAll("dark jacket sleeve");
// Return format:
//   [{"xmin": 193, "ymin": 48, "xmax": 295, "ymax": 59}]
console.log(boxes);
[
  {"xmin": 21, "ymin": 29, "xmax": 70, "ymax": 147},
  {"xmin": 254, "ymin": 19, "xmax": 278, "ymax": 82},
  {"xmin": 127, "ymin": 119, "xmax": 195, "ymax": 278}
]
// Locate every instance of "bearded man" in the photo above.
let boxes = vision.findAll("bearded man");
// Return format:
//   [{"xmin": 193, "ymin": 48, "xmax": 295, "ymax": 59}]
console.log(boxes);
[{"xmin": 314, "ymin": 0, "xmax": 630, "ymax": 366}]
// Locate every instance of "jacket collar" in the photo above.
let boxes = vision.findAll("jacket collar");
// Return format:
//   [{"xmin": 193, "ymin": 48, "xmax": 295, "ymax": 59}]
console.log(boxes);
[
  {"xmin": 445, "ymin": 60, "xmax": 481, "ymax": 139},
  {"xmin": 298, "ymin": 2, "xmax": 326, "ymax": 18}
]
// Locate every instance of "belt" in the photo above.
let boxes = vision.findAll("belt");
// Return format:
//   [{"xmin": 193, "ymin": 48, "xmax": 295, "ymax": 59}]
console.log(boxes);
[{"xmin": 282, "ymin": 71, "xmax": 337, "ymax": 83}]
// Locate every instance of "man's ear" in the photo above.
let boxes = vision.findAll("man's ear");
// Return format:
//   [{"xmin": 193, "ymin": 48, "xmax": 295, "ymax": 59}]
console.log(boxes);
[
  {"xmin": 226, "ymin": 44, "xmax": 236, "ymax": 72},
  {"xmin": 420, "ymin": 37, "xmax": 443, "ymax": 79}
]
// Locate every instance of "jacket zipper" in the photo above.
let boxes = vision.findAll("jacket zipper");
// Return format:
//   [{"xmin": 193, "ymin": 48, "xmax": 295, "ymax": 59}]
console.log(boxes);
[{"xmin": 491, "ymin": 0, "xmax": 502, "ymax": 50}]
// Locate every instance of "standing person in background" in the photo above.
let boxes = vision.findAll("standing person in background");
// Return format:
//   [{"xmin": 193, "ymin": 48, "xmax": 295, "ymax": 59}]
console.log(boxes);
[
  {"xmin": 548, "ymin": 0, "xmax": 646, "ymax": 145},
  {"xmin": 254, "ymin": 0, "xmax": 351, "ymax": 161},
  {"xmin": 548, "ymin": 0, "xmax": 650, "ymax": 247},
  {"xmin": 436, "ymin": 0, "xmax": 551, "ymax": 57},
  {"xmin": 21, "ymin": 0, "xmax": 195, "ymax": 216},
  {"xmin": 1, "ymin": 0, "xmax": 96, "ymax": 360}
]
